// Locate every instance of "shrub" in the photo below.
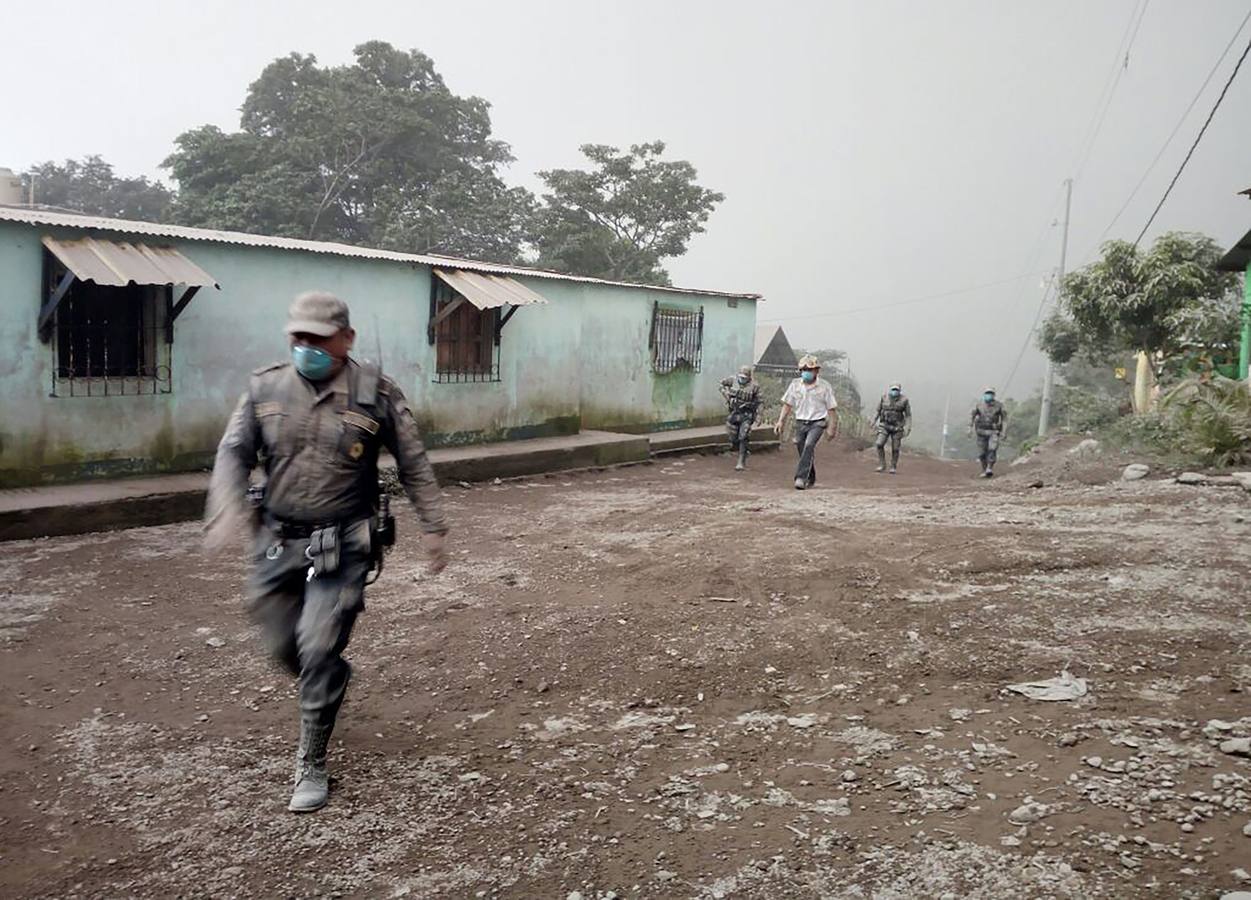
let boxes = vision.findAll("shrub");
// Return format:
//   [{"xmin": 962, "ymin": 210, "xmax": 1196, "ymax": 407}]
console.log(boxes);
[{"xmin": 1161, "ymin": 375, "xmax": 1251, "ymax": 468}]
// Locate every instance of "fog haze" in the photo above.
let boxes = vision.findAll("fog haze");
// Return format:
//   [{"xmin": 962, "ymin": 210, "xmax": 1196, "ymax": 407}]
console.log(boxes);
[{"xmin": 4, "ymin": 0, "xmax": 1248, "ymax": 431}]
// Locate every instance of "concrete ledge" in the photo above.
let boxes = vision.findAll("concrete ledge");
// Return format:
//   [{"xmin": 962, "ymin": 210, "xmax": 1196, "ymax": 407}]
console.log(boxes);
[
  {"xmin": 431, "ymin": 430, "xmax": 649, "ymax": 483},
  {"xmin": 649, "ymin": 424, "xmax": 779, "ymax": 456},
  {"xmin": 0, "ymin": 430, "xmax": 653, "ymax": 542}
]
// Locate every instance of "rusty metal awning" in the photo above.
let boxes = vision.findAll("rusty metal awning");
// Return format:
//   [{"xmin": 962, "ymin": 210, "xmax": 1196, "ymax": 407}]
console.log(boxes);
[
  {"xmin": 42, "ymin": 236, "xmax": 219, "ymax": 288},
  {"xmin": 433, "ymin": 268, "xmax": 548, "ymax": 310}
]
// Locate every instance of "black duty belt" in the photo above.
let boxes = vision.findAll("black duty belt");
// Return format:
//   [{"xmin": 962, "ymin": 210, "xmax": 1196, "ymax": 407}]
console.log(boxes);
[{"xmin": 266, "ymin": 517, "xmax": 345, "ymax": 540}]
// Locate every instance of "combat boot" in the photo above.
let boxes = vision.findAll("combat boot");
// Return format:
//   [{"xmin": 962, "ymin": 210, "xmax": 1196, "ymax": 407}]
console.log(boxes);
[{"xmin": 289, "ymin": 718, "xmax": 333, "ymax": 813}]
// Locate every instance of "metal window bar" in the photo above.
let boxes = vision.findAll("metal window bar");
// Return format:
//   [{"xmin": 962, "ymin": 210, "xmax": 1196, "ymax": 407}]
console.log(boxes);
[
  {"xmin": 650, "ymin": 304, "xmax": 703, "ymax": 373},
  {"xmin": 49, "ymin": 279, "xmax": 173, "ymax": 397}
]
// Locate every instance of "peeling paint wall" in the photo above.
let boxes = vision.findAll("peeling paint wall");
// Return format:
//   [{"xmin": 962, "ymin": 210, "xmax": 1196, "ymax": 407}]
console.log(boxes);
[{"xmin": 0, "ymin": 220, "xmax": 758, "ymax": 486}]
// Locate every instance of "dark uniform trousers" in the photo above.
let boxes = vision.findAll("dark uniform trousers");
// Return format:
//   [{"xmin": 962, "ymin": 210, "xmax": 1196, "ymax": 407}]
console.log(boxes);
[{"xmin": 249, "ymin": 519, "xmax": 372, "ymax": 728}]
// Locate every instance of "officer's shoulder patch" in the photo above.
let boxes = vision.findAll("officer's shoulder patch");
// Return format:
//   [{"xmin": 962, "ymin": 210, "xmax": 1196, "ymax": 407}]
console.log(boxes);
[{"xmin": 252, "ymin": 361, "xmax": 290, "ymax": 377}]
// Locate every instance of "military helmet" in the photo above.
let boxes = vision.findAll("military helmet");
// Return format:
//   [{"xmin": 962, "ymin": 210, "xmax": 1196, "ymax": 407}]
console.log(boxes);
[{"xmin": 797, "ymin": 354, "xmax": 821, "ymax": 370}]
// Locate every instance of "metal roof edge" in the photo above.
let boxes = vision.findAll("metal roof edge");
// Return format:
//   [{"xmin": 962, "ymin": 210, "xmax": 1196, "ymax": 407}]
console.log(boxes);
[
  {"xmin": 0, "ymin": 205, "xmax": 763, "ymax": 301},
  {"xmin": 1217, "ymin": 226, "xmax": 1251, "ymax": 272}
]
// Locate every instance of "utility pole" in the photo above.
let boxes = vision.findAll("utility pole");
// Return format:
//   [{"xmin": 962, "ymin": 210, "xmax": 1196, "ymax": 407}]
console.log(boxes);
[
  {"xmin": 1039, "ymin": 177, "xmax": 1072, "ymax": 437},
  {"xmin": 939, "ymin": 393, "xmax": 951, "ymax": 458}
]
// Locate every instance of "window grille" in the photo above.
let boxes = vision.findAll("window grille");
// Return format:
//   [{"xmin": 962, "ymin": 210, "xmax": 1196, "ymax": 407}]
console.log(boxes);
[
  {"xmin": 430, "ymin": 279, "xmax": 500, "ymax": 383},
  {"xmin": 650, "ymin": 303, "xmax": 703, "ymax": 374},
  {"xmin": 45, "ymin": 261, "xmax": 172, "ymax": 397}
]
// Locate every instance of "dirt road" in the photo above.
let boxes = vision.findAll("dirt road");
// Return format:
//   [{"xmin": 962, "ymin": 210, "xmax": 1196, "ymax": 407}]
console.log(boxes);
[{"xmin": 2, "ymin": 443, "xmax": 1250, "ymax": 898}]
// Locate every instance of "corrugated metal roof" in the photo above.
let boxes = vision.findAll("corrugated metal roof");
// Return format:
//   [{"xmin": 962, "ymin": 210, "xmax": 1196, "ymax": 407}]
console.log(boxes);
[
  {"xmin": 1217, "ymin": 226, "xmax": 1251, "ymax": 272},
  {"xmin": 434, "ymin": 268, "xmax": 548, "ymax": 310},
  {"xmin": 0, "ymin": 205, "xmax": 761, "ymax": 300},
  {"xmin": 43, "ymin": 236, "xmax": 218, "ymax": 288}
]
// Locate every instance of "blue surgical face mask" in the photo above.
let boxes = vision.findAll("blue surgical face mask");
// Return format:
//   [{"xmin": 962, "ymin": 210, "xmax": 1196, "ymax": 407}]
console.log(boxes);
[
  {"xmin": 983, "ymin": 392, "xmax": 994, "ymax": 403},
  {"xmin": 736, "ymin": 374, "xmax": 750, "ymax": 385},
  {"xmin": 292, "ymin": 344, "xmax": 335, "ymax": 381},
  {"xmin": 889, "ymin": 388, "xmax": 901, "ymax": 398},
  {"xmin": 801, "ymin": 370, "xmax": 816, "ymax": 384}
]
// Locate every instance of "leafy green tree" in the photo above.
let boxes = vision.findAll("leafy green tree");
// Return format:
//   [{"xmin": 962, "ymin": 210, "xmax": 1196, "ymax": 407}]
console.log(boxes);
[
  {"xmin": 22, "ymin": 156, "xmax": 173, "ymax": 221},
  {"xmin": 164, "ymin": 42, "xmax": 534, "ymax": 262},
  {"xmin": 531, "ymin": 142, "xmax": 724, "ymax": 284},
  {"xmin": 1045, "ymin": 233, "xmax": 1236, "ymax": 364}
]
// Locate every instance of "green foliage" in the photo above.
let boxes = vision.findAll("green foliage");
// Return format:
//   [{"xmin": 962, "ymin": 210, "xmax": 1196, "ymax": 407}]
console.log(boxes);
[
  {"xmin": 1037, "ymin": 311, "xmax": 1082, "ymax": 365},
  {"xmin": 1051, "ymin": 232, "xmax": 1237, "ymax": 363},
  {"xmin": 22, "ymin": 156, "xmax": 173, "ymax": 221},
  {"xmin": 531, "ymin": 142, "xmax": 723, "ymax": 285},
  {"xmin": 164, "ymin": 42, "xmax": 533, "ymax": 262},
  {"xmin": 1160, "ymin": 375, "xmax": 1251, "ymax": 467}
]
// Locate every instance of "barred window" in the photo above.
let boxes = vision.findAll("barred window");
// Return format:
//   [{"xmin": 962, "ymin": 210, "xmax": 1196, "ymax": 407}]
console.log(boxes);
[
  {"xmin": 650, "ymin": 303, "xmax": 703, "ymax": 374},
  {"xmin": 44, "ymin": 260, "xmax": 172, "ymax": 397},
  {"xmin": 430, "ymin": 278, "xmax": 500, "ymax": 383}
]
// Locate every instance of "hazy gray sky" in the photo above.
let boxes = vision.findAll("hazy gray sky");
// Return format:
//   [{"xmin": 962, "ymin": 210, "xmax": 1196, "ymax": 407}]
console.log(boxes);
[{"xmin": 4, "ymin": 0, "xmax": 1249, "ymax": 425}]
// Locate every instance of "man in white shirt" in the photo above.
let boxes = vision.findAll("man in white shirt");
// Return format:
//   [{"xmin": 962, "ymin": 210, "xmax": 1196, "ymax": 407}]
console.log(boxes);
[{"xmin": 773, "ymin": 354, "xmax": 840, "ymax": 490}]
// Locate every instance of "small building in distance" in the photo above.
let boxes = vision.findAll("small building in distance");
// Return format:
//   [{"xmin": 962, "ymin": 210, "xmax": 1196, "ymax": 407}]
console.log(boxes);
[{"xmin": 753, "ymin": 324, "xmax": 799, "ymax": 376}]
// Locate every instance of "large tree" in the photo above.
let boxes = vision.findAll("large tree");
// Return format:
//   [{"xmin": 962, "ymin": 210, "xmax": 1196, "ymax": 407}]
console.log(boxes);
[
  {"xmin": 531, "ymin": 142, "xmax": 723, "ymax": 285},
  {"xmin": 22, "ymin": 156, "xmax": 173, "ymax": 221},
  {"xmin": 1040, "ymin": 232, "xmax": 1238, "ymax": 410},
  {"xmin": 163, "ymin": 42, "xmax": 533, "ymax": 262}
]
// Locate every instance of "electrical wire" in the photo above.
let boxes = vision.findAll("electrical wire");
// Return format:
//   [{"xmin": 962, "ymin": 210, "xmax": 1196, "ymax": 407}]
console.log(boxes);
[
  {"xmin": 1071, "ymin": 0, "xmax": 1151, "ymax": 181},
  {"xmin": 756, "ymin": 270, "xmax": 1049, "ymax": 323},
  {"xmin": 1001, "ymin": 276, "xmax": 1057, "ymax": 395},
  {"xmin": 1095, "ymin": 6, "xmax": 1251, "ymax": 249},
  {"xmin": 1133, "ymin": 29, "xmax": 1251, "ymax": 246}
]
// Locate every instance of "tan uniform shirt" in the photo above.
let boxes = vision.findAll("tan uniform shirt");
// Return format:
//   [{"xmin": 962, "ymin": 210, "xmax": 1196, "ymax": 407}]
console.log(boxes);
[{"xmin": 206, "ymin": 359, "xmax": 447, "ymax": 534}]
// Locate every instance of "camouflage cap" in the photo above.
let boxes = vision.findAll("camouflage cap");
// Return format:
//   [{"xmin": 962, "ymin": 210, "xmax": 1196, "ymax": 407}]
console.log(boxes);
[
  {"xmin": 889, "ymin": 382, "xmax": 902, "ymax": 391},
  {"xmin": 983, "ymin": 386, "xmax": 996, "ymax": 394},
  {"xmin": 738, "ymin": 365, "xmax": 753, "ymax": 377},
  {"xmin": 286, "ymin": 291, "xmax": 351, "ymax": 337},
  {"xmin": 797, "ymin": 354, "xmax": 821, "ymax": 370}
]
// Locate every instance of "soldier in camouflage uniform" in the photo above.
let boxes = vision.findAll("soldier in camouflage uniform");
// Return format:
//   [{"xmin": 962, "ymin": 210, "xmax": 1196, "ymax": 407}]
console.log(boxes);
[
  {"xmin": 205, "ymin": 292, "xmax": 449, "ymax": 813},
  {"xmin": 969, "ymin": 386, "xmax": 1007, "ymax": 478},
  {"xmin": 720, "ymin": 365, "xmax": 762, "ymax": 471},
  {"xmin": 872, "ymin": 382, "xmax": 912, "ymax": 474}
]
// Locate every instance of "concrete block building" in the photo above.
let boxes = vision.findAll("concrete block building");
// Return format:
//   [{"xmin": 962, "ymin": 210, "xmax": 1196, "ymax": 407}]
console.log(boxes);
[{"xmin": 0, "ymin": 208, "xmax": 761, "ymax": 487}]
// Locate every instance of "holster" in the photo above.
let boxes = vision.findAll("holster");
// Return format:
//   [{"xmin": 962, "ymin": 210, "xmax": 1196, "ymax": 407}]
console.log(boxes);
[{"xmin": 305, "ymin": 525, "xmax": 341, "ymax": 578}]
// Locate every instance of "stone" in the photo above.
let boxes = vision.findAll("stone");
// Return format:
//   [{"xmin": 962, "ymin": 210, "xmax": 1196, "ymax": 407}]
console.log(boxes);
[
  {"xmin": 1220, "ymin": 738, "xmax": 1251, "ymax": 757},
  {"xmin": 656, "ymin": 871, "xmax": 677, "ymax": 882},
  {"xmin": 1231, "ymin": 472, "xmax": 1251, "ymax": 493},
  {"xmin": 1008, "ymin": 802, "xmax": 1050, "ymax": 825},
  {"xmin": 1176, "ymin": 472, "xmax": 1207, "ymax": 485},
  {"xmin": 841, "ymin": 770, "xmax": 859, "ymax": 783},
  {"xmin": 1086, "ymin": 756, "xmax": 1103, "ymax": 768},
  {"xmin": 1244, "ymin": 821, "xmax": 1251, "ymax": 838},
  {"xmin": 1219, "ymin": 893, "xmax": 1251, "ymax": 900},
  {"xmin": 1069, "ymin": 439, "xmax": 1102, "ymax": 456},
  {"xmin": 1058, "ymin": 732, "xmax": 1080, "ymax": 747},
  {"xmin": 1122, "ymin": 463, "xmax": 1150, "ymax": 481},
  {"xmin": 205, "ymin": 636, "xmax": 226, "ymax": 648}
]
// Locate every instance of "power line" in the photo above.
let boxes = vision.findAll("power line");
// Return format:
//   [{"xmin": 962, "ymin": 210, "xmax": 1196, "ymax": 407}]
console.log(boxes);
[
  {"xmin": 1071, "ymin": 0, "xmax": 1151, "ymax": 180},
  {"xmin": 1095, "ymin": 6, "xmax": 1251, "ymax": 249},
  {"xmin": 1002, "ymin": 276, "xmax": 1056, "ymax": 396},
  {"xmin": 1133, "ymin": 29, "xmax": 1251, "ymax": 246},
  {"xmin": 756, "ymin": 270, "xmax": 1048, "ymax": 323}
]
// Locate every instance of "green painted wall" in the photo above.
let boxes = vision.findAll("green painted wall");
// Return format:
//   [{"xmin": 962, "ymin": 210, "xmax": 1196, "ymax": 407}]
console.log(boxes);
[{"xmin": 0, "ymin": 219, "xmax": 758, "ymax": 486}]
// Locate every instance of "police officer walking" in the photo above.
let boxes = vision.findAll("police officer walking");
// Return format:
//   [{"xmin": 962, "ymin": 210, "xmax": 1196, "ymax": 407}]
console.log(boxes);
[
  {"xmin": 205, "ymin": 291, "xmax": 449, "ymax": 813},
  {"xmin": 719, "ymin": 365, "xmax": 762, "ymax": 471},
  {"xmin": 872, "ymin": 382, "xmax": 912, "ymax": 474},
  {"xmin": 969, "ymin": 386, "xmax": 1007, "ymax": 478}
]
